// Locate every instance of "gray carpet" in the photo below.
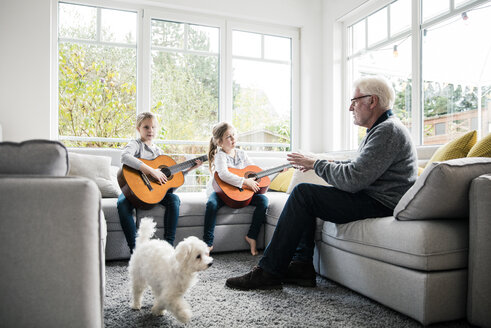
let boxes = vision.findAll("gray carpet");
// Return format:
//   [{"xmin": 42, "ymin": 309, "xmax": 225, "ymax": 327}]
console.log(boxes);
[{"xmin": 104, "ymin": 251, "xmax": 471, "ymax": 328}]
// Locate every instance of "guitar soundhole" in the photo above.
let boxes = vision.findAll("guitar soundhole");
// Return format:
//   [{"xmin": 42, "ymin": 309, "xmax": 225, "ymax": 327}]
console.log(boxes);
[
  {"xmin": 245, "ymin": 171, "xmax": 260, "ymax": 182},
  {"xmin": 160, "ymin": 166, "xmax": 173, "ymax": 180}
]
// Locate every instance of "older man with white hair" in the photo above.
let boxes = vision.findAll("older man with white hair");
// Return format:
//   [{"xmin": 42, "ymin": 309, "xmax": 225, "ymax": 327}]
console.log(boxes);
[{"xmin": 226, "ymin": 75, "xmax": 418, "ymax": 291}]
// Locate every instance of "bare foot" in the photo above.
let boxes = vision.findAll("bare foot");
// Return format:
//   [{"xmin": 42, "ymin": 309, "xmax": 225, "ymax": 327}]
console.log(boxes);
[
  {"xmin": 245, "ymin": 236, "xmax": 258, "ymax": 256},
  {"xmin": 208, "ymin": 245, "xmax": 213, "ymax": 252}
]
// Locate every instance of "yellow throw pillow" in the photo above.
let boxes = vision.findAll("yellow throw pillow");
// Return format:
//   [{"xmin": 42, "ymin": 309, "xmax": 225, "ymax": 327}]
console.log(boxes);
[
  {"xmin": 467, "ymin": 132, "xmax": 491, "ymax": 157},
  {"xmin": 269, "ymin": 168, "xmax": 294, "ymax": 192},
  {"xmin": 425, "ymin": 130, "xmax": 477, "ymax": 168}
]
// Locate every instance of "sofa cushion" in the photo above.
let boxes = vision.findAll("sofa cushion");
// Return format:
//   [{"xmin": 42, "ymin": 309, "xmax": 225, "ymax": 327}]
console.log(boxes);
[
  {"xmin": 101, "ymin": 198, "xmax": 121, "ymax": 231},
  {"xmin": 394, "ymin": 157, "xmax": 491, "ymax": 220},
  {"xmin": 68, "ymin": 152, "xmax": 120, "ymax": 198},
  {"xmin": 136, "ymin": 192, "xmax": 257, "ymax": 228},
  {"xmin": 269, "ymin": 168, "xmax": 294, "ymax": 192},
  {"xmin": 467, "ymin": 132, "xmax": 491, "ymax": 157},
  {"xmin": 425, "ymin": 130, "xmax": 476, "ymax": 168},
  {"xmin": 322, "ymin": 216, "xmax": 468, "ymax": 271},
  {"xmin": 0, "ymin": 140, "xmax": 69, "ymax": 176},
  {"xmin": 287, "ymin": 168, "xmax": 329, "ymax": 193}
]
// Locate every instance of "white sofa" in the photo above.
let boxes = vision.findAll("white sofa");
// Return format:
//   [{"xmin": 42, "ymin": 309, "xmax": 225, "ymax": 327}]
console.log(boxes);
[{"xmin": 67, "ymin": 145, "xmax": 491, "ymax": 327}]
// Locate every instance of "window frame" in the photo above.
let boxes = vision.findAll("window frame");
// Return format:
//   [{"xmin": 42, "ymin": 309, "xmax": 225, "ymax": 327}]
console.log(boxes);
[
  {"xmin": 51, "ymin": 0, "xmax": 300, "ymax": 155},
  {"xmin": 341, "ymin": 0, "xmax": 488, "ymax": 148}
]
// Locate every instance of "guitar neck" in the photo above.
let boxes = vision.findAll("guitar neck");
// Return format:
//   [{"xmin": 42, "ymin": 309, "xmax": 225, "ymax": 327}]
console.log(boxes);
[
  {"xmin": 168, "ymin": 155, "xmax": 208, "ymax": 175},
  {"xmin": 255, "ymin": 163, "xmax": 292, "ymax": 179}
]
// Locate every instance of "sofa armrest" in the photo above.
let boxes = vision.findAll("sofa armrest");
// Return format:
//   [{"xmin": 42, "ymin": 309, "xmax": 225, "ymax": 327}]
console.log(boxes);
[
  {"xmin": 0, "ymin": 176, "xmax": 104, "ymax": 328},
  {"xmin": 468, "ymin": 174, "xmax": 491, "ymax": 327}
]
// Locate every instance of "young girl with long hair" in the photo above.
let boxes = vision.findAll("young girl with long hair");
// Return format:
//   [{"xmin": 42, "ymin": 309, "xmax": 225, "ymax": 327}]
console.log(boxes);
[{"xmin": 203, "ymin": 122, "xmax": 268, "ymax": 256}]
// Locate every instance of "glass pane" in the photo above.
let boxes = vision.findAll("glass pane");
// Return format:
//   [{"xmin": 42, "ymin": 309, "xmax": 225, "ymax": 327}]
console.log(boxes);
[
  {"xmin": 232, "ymin": 59, "xmax": 291, "ymax": 151},
  {"xmin": 188, "ymin": 24, "xmax": 219, "ymax": 53},
  {"xmin": 101, "ymin": 9, "xmax": 137, "ymax": 44},
  {"xmin": 367, "ymin": 7, "xmax": 388, "ymax": 46},
  {"xmin": 264, "ymin": 35, "xmax": 291, "ymax": 61},
  {"xmin": 59, "ymin": 3, "xmax": 96, "ymax": 40},
  {"xmin": 58, "ymin": 43, "xmax": 137, "ymax": 144},
  {"xmin": 455, "ymin": 0, "xmax": 476, "ymax": 8},
  {"xmin": 350, "ymin": 37, "xmax": 413, "ymax": 144},
  {"xmin": 151, "ymin": 51, "xmax": 219, "ymax": 141},
  {"xmin": 232, "ymin": 30, "xmax": 261, "ymax": 58},
  {"xmin": 422, "ymin": 0, "xmax": 450, "ymax": 23},
  {"xmin": 152, "ymin": 20, "xmax": 185, "ymax": 48},
  {"xmin": 422, "ymin": 3, "xmax": 491, "ymax": 145},
  {"xmin": 390, "ymin": 0, "xmax": 411, "ymax": 35},
  {"xmin": 352, "ymin": 20, "xmax": 365, "ymax": 55}
]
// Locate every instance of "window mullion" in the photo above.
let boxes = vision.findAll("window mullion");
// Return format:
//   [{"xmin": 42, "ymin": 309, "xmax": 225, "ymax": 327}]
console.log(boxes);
[
  {"xmin": 224, "ymin": 21, "xmax": 233, "ymax": 123},
  {"xmin": 411, "ymin": 0, "xmax": 422, "ymax": 144},
  {"xmin": 96, "ymin": 7, "xmax": 101, "ymax": 42},
  {"xmin": 140, "ymin": 9, "xmax": 151, "ymax": 120}
]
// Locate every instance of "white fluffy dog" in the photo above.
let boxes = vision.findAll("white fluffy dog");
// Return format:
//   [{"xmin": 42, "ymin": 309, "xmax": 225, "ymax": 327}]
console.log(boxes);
[{"xmin": 128, "ymin": 218, "xmax": 213, "ymax": 323}]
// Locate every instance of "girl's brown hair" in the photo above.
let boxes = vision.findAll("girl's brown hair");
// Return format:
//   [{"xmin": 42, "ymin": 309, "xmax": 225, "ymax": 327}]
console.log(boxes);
[
  {"xmin": 208, "ymin": 122, "xmax": 234, "ymax": 173},
  {"xmin": 136, "ymin": 112, "xmax": 157, "ymax": 129}
]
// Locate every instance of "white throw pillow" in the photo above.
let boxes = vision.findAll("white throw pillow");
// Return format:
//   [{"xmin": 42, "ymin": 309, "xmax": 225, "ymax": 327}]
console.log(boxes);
[
  {"xmin": 68, "ymin": 152, "xmax": 121, "ymax": 198},
  {"xmin": 286, "ymin": 153, "xmax": 331, "ymax": 194},
  {"xmin": 394, "ymin": 157, "xmax": 491, "ymax": 220}
]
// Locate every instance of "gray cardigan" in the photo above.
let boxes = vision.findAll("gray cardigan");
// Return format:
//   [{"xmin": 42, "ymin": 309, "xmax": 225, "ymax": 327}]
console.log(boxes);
[{"xmin": 314, "ymin": 115, "xmax": 418, "ymax": 209}]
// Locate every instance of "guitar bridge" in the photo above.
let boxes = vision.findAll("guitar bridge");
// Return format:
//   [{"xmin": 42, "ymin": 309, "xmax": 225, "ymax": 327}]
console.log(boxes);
[{"xmin": 140, "ymin": 172, "xmax": 153, "ymax": 191}]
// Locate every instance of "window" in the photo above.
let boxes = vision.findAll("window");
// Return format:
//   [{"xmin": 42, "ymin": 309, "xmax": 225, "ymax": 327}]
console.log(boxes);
[
  {"xmin": 150, "ymin": 19, "xmax": 219, "ymax": 153},
  {"xmin": 346, "ymin": 0, "xmax": 491, "ymax": 147},
  {"xmin": 56, "ymin": 2, "xmax": 298, "ymax": 190},
  {"xmin": 232, "ymin": 31, "xmax": 292, "ymax": 151},
  {"xmin": 422, "ymin": 2, "xmax": 491, "ymax": 144},
  {"xmin": 58, "ymin": 3, "xmax": 137, "ymax": 147},
  {"xmin": 347, "ymin": 0, "xmax": 413, "ymax": 146}
]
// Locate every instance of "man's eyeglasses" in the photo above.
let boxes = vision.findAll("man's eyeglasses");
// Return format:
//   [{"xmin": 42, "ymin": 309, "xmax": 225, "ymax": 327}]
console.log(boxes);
[{"xmin": 350, "ymin": 95, "xmax": 372, "ymax": 106}]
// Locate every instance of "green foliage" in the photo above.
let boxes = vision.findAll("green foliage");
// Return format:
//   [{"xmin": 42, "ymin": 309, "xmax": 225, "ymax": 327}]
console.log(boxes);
[
  {"xmin": 58, "ymin": 43, "xmax": 136, "ymax": 147},
  {"xmin": 58, "ymin": 12, "xmax": 291, "ymax": 153},
  {"xmin": 423, "ymin": 81, "xmax": 478, "ymax": 117},
  {"xmin": 393, "ymin": 79, "xmax": 411, "ymax": 126},
  {"xmin": 232, "ymin": 84, "xmax": 290, "ymax": 150},
  {"xmin": 151, "ymin": 52, "xmax": 218, "ymax": 142}
]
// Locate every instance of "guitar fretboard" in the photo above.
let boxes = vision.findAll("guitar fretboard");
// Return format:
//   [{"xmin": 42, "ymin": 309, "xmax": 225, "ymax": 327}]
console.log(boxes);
[
  {"xmin": 167, "ymin": 155, "xmax": 208, "ymax": 175},
  {"xmin": 255, "ymin": 163, "xmax": 292, "ymax": 179}
]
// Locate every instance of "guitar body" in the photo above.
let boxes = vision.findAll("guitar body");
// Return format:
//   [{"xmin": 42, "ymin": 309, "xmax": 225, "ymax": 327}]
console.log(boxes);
[
  {"xmin": 117, "ymin": 155, "xmax": 185, "ymax": 209},
  {"xmin": 212, "ymin": 165, "xmax": 271, "ymax": 209}
]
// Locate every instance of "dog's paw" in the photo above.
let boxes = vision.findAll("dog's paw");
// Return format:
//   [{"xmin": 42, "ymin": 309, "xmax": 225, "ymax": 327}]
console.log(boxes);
[
  {"xmin": 151, "ymin": 305, "xmax": 166, "ymax": 316},
  {"xmin": 175, "ymin": 308, "xmax": 192, "ymax": 324},
  {"xmin": 131, "ymin": 301, "xmax": 141, "ymax": 310}
]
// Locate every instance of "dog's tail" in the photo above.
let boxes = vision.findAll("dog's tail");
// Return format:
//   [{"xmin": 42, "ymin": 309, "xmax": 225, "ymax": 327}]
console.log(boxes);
[{"xmin": 135, "ymin": 217, "xmax": 156, "ymax": 246}]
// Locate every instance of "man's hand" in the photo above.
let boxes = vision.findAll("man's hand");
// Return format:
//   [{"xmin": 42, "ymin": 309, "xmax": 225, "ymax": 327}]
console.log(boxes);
[{"xmin": 287, "ymin": 152, "xmax": 317, "ymax": 172}]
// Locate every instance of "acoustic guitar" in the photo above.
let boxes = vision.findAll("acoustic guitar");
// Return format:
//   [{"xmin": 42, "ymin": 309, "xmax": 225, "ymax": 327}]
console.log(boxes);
[
  {"xmin": 117, "ymin": 154, "xmax": 207, "ymax": 209},
  {"xmin": 212, "ymin": 163, "xmax": 292, "ymax": 208}
]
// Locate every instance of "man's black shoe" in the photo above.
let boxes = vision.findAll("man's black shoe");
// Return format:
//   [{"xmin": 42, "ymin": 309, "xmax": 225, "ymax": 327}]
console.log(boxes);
[
  {"xmin": 283, "ymin": 261, "xmax": 317, "ymax": 287},
  {"xmin": 226, "ymin": 266, "xmax": 282, "ymax": 291}
]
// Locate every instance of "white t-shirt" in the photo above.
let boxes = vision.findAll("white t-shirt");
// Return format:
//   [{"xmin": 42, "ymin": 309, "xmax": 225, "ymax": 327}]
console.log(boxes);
[
  {"xmin": 206, "ymin": 148, "xmax": 254, "ymax": 196},
  {"xmin": 120, "ymin": 139, "xmax": 166, "ymax": 170}
]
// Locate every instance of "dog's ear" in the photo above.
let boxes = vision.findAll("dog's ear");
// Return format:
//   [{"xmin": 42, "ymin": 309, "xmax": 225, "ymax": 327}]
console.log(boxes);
[{"xmin": 175, "ymin": 241, "xmax": 191, "ymax": 264}]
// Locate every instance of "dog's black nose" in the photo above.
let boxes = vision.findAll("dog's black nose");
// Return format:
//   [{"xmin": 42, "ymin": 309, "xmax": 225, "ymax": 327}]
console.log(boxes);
[{"xmin": 208, "ymin": 262, "xmax": 213, "ymax": 267}]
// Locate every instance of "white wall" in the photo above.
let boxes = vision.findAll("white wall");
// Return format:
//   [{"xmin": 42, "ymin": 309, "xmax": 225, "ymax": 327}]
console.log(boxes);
[
  {"xmin": 0, "ymin": 0, "xmax": 53, "ymax": 142},
  {"xmin": 322, "ymin": 0, "xmax": 367, "ymax": 151},
  {"xmin": 0, "ymin": 0, "xmax": 367, "ymax": 152}
]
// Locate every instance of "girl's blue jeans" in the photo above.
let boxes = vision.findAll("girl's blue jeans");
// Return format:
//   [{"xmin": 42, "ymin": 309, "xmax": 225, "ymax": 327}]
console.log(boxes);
[
  {"xmin": 117, "ymin": 192, "xmax": 181, "ymax": 251},
  {"xmin": 203, "ymin": 192, "xmax": 269, "ymax": 247},
  {"xmin": 259, "ymin": 183, "xmax": 394, "ymax": 277}
]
